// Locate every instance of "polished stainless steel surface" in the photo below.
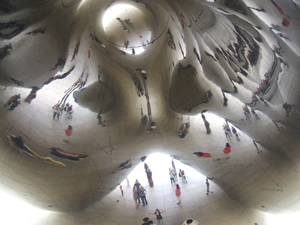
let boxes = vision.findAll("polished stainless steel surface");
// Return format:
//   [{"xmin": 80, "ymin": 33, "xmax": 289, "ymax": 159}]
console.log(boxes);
[{"xmin": 0, "ymin": 0, "xmax": 300, "ymax": 224}]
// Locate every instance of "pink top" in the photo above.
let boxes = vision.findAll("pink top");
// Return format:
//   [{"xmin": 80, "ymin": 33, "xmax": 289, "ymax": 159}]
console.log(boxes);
[
  {"xmin": 65, "ymin": 129, "xmax": 72, "ymax": 136},
  {"xmin": 223, "ymin": 146, "xmax": 231, "ymax": 154},
  {"xmin": 176, "ymin": 188, "xmax": 181, "ymax": 197}
]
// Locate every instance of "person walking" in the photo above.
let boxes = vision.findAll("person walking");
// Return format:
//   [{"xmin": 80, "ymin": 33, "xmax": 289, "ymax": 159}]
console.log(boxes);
[
  {"xmin": 120, "ymin": 185, "xmax": 123, "ymax": 196},
  {"xmin": 175, "ymin": 184, "xmax": 181, "ymax": 205},
  {"xmin": 147, "ymin": 209, "xmax": 166, "ymax": 225},
  {"xmin": 63, "ymin": 125, "xmax": 72, "ymax": 143},
  {"xmin": 139, "ymin": 186, "xmax": 148, "ymax": 206},
  {"xmin": 133, "ymin": 187, "xmax": 140, "ymax": 208}
]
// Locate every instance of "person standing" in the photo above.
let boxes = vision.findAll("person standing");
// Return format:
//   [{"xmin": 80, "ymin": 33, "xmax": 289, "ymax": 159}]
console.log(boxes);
[
  {"xmin": 97, "ymin": 113, "xmax": 106, "ymax": 126},
  {"xmin": 119, "ymin": 185, "xmax": 123, "ymax": 196},
  {"xmin": 133, "ymin": 187, "xmax": 140, "ymax": 208},
  {"xmin": 9, "ymin": 99, "xmax": 21, "ymax": 110},
  {"xmin": 147, "ymin": 168, "xmax": 154, "ymax": 187},
  {"xmin": 223, "ymin": 143, "xmax": 231, "ymax": 159},
  {"xmin": 4, "ymin": 94, "xmax": 20, "ymax": 107},
  {"xmin": 171, "ymin": 159, "xmax": 177, "ymax": 177},
  {"xmin": 206, "ymin": 178, "xmax": 210, "ymax": 195},
  {"xmin": 231, "ymin": 126, "xmax": 240, "ymax": 141},
  {"xmin": 134, "ymin": 179, "xmax": 141, "ymax": 192},
  {"xmin": 63, "ymin": 125, "xmax": 72, "ymax": 143},
  {"xmin": 53, "ymin": 105, "xmax": 61, "ymax": 119},
  {"xmin": 180, "ymin": 169, "xmax": 187, "ymax": 183},
  {"xmin": 88, "ymin": 49, "xmax": 91, "ymax": 58},
  {"xmin": 144, "ymin": 162, "xmax": 149, "ymax": 173},
  {"xmin": 139, "ymin": 186, "xmax": 148, "ymax": 206},
  {"xmin": 147, "ymin": 209, "xmax": 166, "ymax": 225},
  {"xmin": 175, "ymin": 184, "xmax": 181, "ymax": 205},
  {"xmin": 169, "ymin": 168, "xmax": 175, "ymax": 186},
  {"xmin": 223, "ymin": 124, "xmax": 231, "ymax": 140},
  {"xmin": 201, "ymin": 113, "xmax": 211, "ymax": 134},
  {"xmin": 204, "ymin": 120, "xmax": 211, "ymax": 134}
]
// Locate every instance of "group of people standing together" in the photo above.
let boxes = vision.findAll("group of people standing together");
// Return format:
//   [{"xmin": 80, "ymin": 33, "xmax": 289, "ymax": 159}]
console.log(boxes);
[
  {"xmin": 169, "ymin": 159, "xmax": 187, "ymax": 205},
  {"xmin": 3, "ymin": 93, "xmax": 21, "ymax": 110},
  {"xmin": 177, "ymin": 122, "xmax": 190, "ymax": 138},
  {"xmin": 53, "ymin": 102, "xmax": 73, "ymax": 120},
  {"xmin": 133, "ymin": 179, "xmax": 148, "ymax": 208},
  {"xmin": 132, "ymin": 163, "xmax": 154, "ymax": 209}
]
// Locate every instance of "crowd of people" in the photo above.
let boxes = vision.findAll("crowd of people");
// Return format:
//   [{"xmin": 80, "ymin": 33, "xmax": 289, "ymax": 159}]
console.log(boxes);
[{"xmin": 178, "ymin": 122, "xmax": 190, "ymax": 138}]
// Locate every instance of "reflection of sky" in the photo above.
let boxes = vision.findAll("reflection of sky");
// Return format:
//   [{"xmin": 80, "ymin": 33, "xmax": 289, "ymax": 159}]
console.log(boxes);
[
  {"xmin": 123, "ymin": 153, "xmax": 206, "ymax": 189},
  {"xmin": 102, "ymin": 4, "xmax": 150, "ymax": 55},
  {"xmin": 0, "ymin": 190, "xmax": 49, "ymax": 225}
]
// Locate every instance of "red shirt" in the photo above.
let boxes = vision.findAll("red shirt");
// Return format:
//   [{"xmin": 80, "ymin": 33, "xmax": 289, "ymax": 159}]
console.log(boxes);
[
  {"xmin": 223, "ymin": 146, "xmax": 231, "ymax": 154},
  {"xmin": 65, "ymin": 129, "xmax": 72, "ymax": 136},
  {"xmin": 176, "ymin": 188, "xmax": 181, "ymax": 197}
]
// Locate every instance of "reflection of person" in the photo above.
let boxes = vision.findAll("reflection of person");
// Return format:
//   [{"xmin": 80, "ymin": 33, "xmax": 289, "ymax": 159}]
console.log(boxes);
[
  {"xmin": 53, "ymin": 105, "xmax": 60, "ymax": 119},
  {"xmin": 50, "ymin": 147, "xmax": 88, "ymax": 161},
  {"xmin": 184, "ymin": 122, "xmax": 190, "ymax": 132},
  {"xmin": 63, "ymin": 125, "xmax": 72, "ymax": 143},
  {"xmin": 4, "ymin": 94, "xmax": 20, "ymax": 107},
  {"xmin": 142, "ymin": 217, "xmax": 154, "ymax": 225},
  {"xmin": 169, "ymin": 168, "xmax": 175, "ymax": 185},
  {"xmin": 206, "ymin": 178, "xmax": 210, "ymax": 195},
  {"xmin": 179, "ymin": 169, "xmax": 187, "ymax": 183},
  {"xmin": 223, "ymin": 143, "xmax": 231, "ymax": 159},
  {"xmin": 139, "ymin": 186, "xmax": 148, "ymax": 206},
  {"xmin": 178, "ymin": 123, "xmax": 184, "ymax": 134},
  {"xmin": 144, "ymin": 162, "xmax": 149, "ymax": 172},
  {"xmin": 175, "ymin": 184, "xmax": 181, "ymax": 205},
  {"xmin": 147, "ymin": 168, "xmax": 154, "ymax": 187},
  {"xmin": 9, "ymin": 99, "xmax": 21, "ymax": 110},
  {"xmin": 193, "ymin": 152, "xmax": 212, "ymax": 158},
  {"xmin": 133, "ymin": 187, "xmax": 140, "ymax": 208},
  {"xmin": 134, "ymin": 179, "xmax": 141, "ymax": 191},
  {"xmin": 147, "ymin": 209, "xmax": 166, "ymax": 225},
  {"xmin": 119, "ymin": 185, "xmax": 123, "ymax": 196}
]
